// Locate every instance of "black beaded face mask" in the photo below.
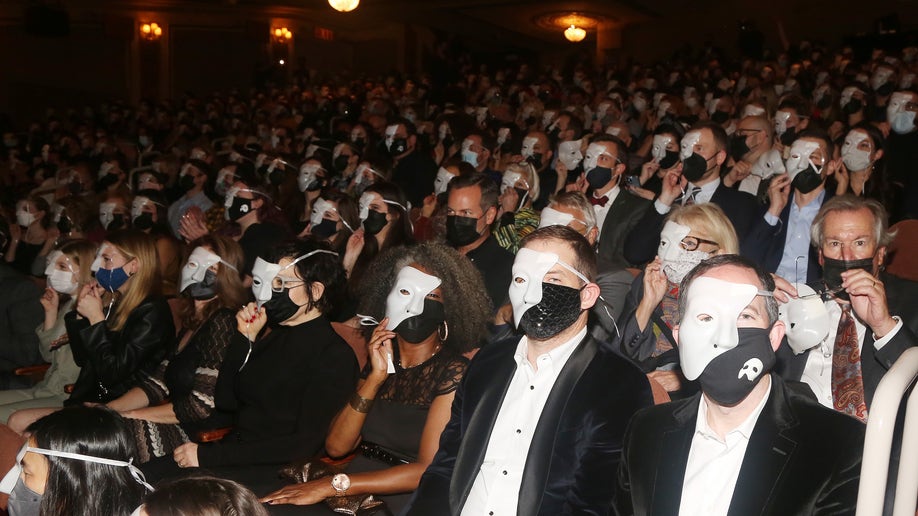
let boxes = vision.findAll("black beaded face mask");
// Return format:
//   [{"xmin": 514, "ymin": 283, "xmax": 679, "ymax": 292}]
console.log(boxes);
[{"xmin": 518, "ymin": 282, "xmax": 584, "ymax": 340}]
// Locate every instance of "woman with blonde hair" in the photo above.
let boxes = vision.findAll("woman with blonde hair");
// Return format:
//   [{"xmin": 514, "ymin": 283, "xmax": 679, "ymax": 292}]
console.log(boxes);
[
  {"xmin": 7, "ymin": 230, "xmax": 176, "ymax": 432},
  {"xmin": 494, "ymin": 161, "xmax": 541, "ymax": 253},
  {"xmin": 0, "ymin": 239, "xmax": 97, "ymax": 422},
  {"xmin": 618, "ymin": 203, "xmax": 739, "ymax": 396}
]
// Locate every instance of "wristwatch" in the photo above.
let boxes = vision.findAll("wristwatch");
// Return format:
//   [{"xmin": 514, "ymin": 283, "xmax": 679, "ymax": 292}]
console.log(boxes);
[{"xmin": 331, "ymin": 473, "xmax": 351, "ymax": 496}]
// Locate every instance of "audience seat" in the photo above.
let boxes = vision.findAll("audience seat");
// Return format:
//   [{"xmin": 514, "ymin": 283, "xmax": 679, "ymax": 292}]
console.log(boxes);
[{"xmin": 887, "ymin": 220, "xmax": 918, "ymax": 282}]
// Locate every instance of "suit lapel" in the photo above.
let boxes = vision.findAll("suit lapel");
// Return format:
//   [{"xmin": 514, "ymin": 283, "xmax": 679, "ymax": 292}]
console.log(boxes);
[
  {"xmin": 651, "ymin": 396, "xmax": 698, "ymax": 516},
  {"xmin": 599, "ymin": 190, "xmax": 631, "ymax": 240},
  {"xmin": 517, "ymin": 335, "xmax": 598, "ymax": 516},
  {"xmin": 449, "ymin": 346, "xmax": 517, "ymax": 513},
  {"xmin": 727, "ymin": 377, "xmax": 798, "ymax": 516}
]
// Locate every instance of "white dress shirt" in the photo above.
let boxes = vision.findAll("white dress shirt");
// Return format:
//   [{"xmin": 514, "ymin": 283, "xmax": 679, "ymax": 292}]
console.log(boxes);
[
  {"xmin": 678, "ymin": 377, "xmax": 772, "ymax": 516},
  {"xmin": 654, "ymin": 178, "xmax": 720, "ymax": 215},
  {"xmin": 461, "ymin": 327, "xmax": 587, "ymax": 516},
  {"xmin": 801, "ymin": 300, "xmax": 902, "ymax": 408},
  {"xmin": 593, "ymin": 185, "xmax": 621, "ymax": 236}
]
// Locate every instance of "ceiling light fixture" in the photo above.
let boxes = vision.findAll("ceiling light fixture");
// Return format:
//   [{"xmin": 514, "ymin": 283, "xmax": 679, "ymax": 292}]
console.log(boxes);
[
  {"xmin": 564, "ymin": 25, "xmax": 586, "ymax": 42},
  {"xmin": 140, "ymin": 22, "xmax": 163, "ymax": 41},
  {"xmin": 328, "ymin": 0, "xmax": 360, "ymax": 12},
  {"xmin": 272, "ymin": 27, "xmax": 293, "ymax": 43}
]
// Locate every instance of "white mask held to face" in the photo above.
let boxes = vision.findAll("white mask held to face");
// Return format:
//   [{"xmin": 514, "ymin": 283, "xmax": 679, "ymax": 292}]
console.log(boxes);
[
  {"xmin": 520, "ymin": 137, "xmax": 538, "ymax": 159},
  {"xmin": 658, "ymin": 221, "xmax": 710, "ymax": 284},
  {"xmin": 778, "ymin": 283, "xmax": 830, "ymax": 354},
  {"xmin": 558, "ymin": 139, "xmax": 583, "ymax": 170},
  {"xmin": 840, "ymin": 130, "xmax": 872, "ymax": 172},
  {"xmin": 433, "ymin": 167, "xmax": 456, "ymax": 196},
  {"xmin": 384, "ymin": 266, "xmax": 442, "ymax": 330},
  {"xmin": 538, "ymin": 206, "xmax": 588, "ymax": 231},
  {"xmin": 508, "ymin": 248, "xmax": 588, "ymax": 329},
  {"xmin": 180, "ymin": 247, "xmax": 236, "ymax": 293}
]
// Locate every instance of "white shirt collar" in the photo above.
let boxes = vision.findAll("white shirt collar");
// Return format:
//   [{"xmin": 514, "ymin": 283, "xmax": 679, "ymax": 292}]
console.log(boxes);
[
  {"xmin": 513, "ymin": 326, "xmax": 587, "ymax": 371},
  {"xmin": 695, "ymin": 375, "xmax": 771, "ymax": 442}
]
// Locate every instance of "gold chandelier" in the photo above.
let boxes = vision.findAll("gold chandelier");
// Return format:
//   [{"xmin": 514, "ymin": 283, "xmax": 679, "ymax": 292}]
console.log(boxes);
[
  {"xmin": 564, "ymin": 25, "xmax": 586, "ymax": 42},
  {"xmin": 328, "ymin": 0, "xmax": 360, "ymax": 12}
]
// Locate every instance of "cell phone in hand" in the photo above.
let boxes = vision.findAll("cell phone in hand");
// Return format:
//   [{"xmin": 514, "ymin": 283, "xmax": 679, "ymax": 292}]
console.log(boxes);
[{"xmin": 623, "ymin": 175, "xmax": 642, "ymax": 188}]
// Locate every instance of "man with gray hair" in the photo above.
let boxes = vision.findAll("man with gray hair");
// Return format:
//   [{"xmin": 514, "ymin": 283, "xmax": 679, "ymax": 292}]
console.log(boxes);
[
  {"xmin": 616, "ymin": 254, "xmax": 864, "ymax": 515},
  {"xmin": 778, "ymin": 194, "xmax": 918, "ymax": 421}
]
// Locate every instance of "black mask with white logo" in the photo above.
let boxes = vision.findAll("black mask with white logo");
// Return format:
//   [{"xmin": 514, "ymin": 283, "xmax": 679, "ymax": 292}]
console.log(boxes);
[
  {"xmin": 696, "ymin": 327, "xmax": 776, "ymax": 406},
  {"xmin": 227, "ymin": 197, "xmax": 252, "ymax": 221}
]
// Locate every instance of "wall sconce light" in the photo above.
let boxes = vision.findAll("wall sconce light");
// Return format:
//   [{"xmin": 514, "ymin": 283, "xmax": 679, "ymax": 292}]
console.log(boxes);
[
  {"xmin": 140, "ymin": 22, "xmax": 163, "ymax": 41},
  {"xmin": 272, "ymin": 27, "xmax": 293, "ymax": 43},
  {"xmin": 564, "ymin": 25, "xmax": 586, "ymax": 42},
  {"xmin": 328, "ymin": 0, "xmax": 360, "ymax": 12}
]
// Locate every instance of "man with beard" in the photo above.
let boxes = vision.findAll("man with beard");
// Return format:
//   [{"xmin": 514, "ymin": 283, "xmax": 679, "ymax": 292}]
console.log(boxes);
[
  {"xmin": 616, "ymin": 254, "xmax": 864, "ymax": 515},
  {"xmin": 406, "ymin": 226, "xmax": 652, "ymax": 515}
]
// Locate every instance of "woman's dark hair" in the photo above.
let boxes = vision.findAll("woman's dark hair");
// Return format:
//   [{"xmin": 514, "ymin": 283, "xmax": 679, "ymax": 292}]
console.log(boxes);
[
  {"xmin": 270, "ymin": 238, "xmax": 346, "ymax": 316},
  {"xmin": 357, "ymin": 241, "xmax": 491, "ymax": 353},
  {"xmin": 26, "ymin": 406, "xmax": 147, "ymax": 516},
  {"xmin": 324, "ymin": 191, "xmax": 359, "ymax": 253},
  {"xmin": 141, "ymin": 475, "xmax": 269, "ymax": 516},
  {"xmin": 179, "ymin": 234, "xmax": 250, "ymax": 330},
  {"xmin": 25, "ymin": 195, "xmax": 53, "ymax": 229},
  {"xmin": 55, "ymin": 196, "xmax": 95, "ymax": 234},
  {"xmin": 365, "ymin": 181, "xmax": 413, "ymax": 250}
]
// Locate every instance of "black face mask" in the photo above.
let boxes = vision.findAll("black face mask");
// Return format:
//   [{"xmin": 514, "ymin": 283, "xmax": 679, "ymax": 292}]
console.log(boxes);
[
  {"xmin": 682, "ymin": 152, "xmax": 713, "ymax": 182},
  {"xmin": 711, "ymin": 110, "xmax": 731, "ymax": 124},
  {"xmin": 311, "ymin": 218, "xmax": 338, "ymax": 239},
  {"xmin": 791, "ymin": 166, "xmax": 823, "ymax": 194},
  {"xmin": 659, "ymin": 150, "xmax": 680, "ymax": 170},
  {"xmin": 527, "ymin": 153, "xmax": 544, "ymax": 171},
  {"xmin": 227, "ymin": 197, "xmax": 252, "ymax": 221},
  {"xmin": 352, "ymin": 137, "xmax": 366, "ymax": 148},
  {"xmin": 697, "ymin": 327, "xmax": 776, "ymax": 406},
  {"xmin": 333, "ymin": 155, "xmax": 350, "ymax": 173},
  {"xmin": 184, "ymin": 269, "xmax": 218, "ymax": 300},
  {"xmin": 519, "ymin": 282, "xmax": 584, "ymax": 340},
  {"xmin": 362, "ymin": 209, "xmax": 388, "ymax": 235},
  {"xmin": 263, "ymin": 287, "xmax": 306, "ymax": 326},
  {"xmin": 107, "ymin": 214, "xmax": 126, "ymax": 231},
  {"xmin": 97, "ymin": 173, "xmax": 119, "ymax": 191},
  {"xmin": 729, "ymin": 134, "xmax": 751, "ymax": 162},
  {"xmin": 180, "ymin": 174, "xmax": 196, "ymax": 192},
  {"xmin": 586, "ymin": 166, "xmax": 613, "ymax": 190},
  {"xmin": 816, "ymin": 96, "xmax": 832, "ymax": 110},
  {"xmin": 389, "ymin": 138, "xmax": 408, "ymax": 156},
  {"xmin": 524, "ymin": 116, "xmax": 537, "ymax": 127},
  {"xmin": 445, "ymin": 215, "xmax": 481, "ymax": 247},
  {"xmin": 395, "ymin": 299, "xmax": 445, "ymax": 344},
  {"xmin": 822, "ymin": 256, "xmax": 875, "ymax": 301},
  {"xmin": 876, "ymin": 82, "xmax": 894, "ymax": 97},
  {"xmin": 57, "ymin": 216, "xmax": 72, "ymax": 234},
  {"xmin": 442, "ymin": 135, "xmax": 454, "ymax": 149},
  {"xmin": 133, "ymin": 212, "xmax": 154, "ymax": 231},
  {"xmin": 68, "ymin": 181, "xmax": 84, "ymax": 195},
  {"xmin": 779, "ymin": 127, "xmax": 797, "ymax": 147},
  {"xmin": 842, "ymin": 99, "xmax": 863, "ymax": 115}
]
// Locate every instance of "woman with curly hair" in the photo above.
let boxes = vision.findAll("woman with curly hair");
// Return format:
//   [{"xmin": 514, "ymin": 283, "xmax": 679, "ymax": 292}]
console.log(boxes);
[{"xmin": 262, "ymin": 242, "xmax": 491, "ymax": 514}]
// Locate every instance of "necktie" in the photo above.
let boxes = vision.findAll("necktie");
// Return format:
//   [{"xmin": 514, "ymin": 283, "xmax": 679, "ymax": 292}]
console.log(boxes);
[
  {"xmin": 682, "ymin": 186, "xmax": 702, "ymax": 206},
  {"xmin": 831, "ymin": 305, "xmax": 868, "ymax": 422},
  {"xmin": 590, "ymin": 195, "xmax": 608, "ymax": 207}
]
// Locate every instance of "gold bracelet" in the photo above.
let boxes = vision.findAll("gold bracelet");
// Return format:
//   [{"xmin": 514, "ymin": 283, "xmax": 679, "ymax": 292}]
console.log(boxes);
[{"xmin": 349, "ymin": 392, "xmax": 374, "ymax": 413}]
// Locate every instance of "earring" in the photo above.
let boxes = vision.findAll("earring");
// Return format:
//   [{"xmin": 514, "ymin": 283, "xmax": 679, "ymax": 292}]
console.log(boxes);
[{"xmin": 438, "ymin": 321, "xmax": 449, "ymax": 342}]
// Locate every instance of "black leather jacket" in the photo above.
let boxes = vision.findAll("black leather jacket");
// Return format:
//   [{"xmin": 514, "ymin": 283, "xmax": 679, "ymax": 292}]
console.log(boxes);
[{"xmin": 65, "ymin": 295, "xmax": 176, "ymax": 404}]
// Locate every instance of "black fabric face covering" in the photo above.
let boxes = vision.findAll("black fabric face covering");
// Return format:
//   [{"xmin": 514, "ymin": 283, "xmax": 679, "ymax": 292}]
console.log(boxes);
[
  {"xmin": 395, "ymin": 299, "xmax": 445, "ymax": 344},
  {"xmin": 696, "ymin": 327, "xmax": 776, "ymax": 406},
  {"xmin": 445, "ymin": 215, "xmax": 481, "ymax": 247},
  {"xmin": 311, "ymin": 218, "xmax": 338, "ymax": 239},
  {"xmin": 107, "ymin": 214, "xmax": 126, "ymax": 231},
  {"xmin": 843, "ymin": 99, "xmax": 863, "ymax": 115},
  {"xmin": 527, "ymin": 153, "xmax": 543, "ymax": 171},
  {"xmin": 659, "ymin": 150, "xmax": 680, "ymax": 170},
  {"xmin": 97, "ymin": 173, "xmax": 119, "ymax": 190},
  {"xmin": 681, "ymin": 153, "xmax": 712, "ymax": 183},
  {"xmin": 779, "ymin": 127, "xmax": 797, "ymax": 146},
  {"xmin": 180, "ymin": 174, "xmax": 196, "ymax": 192},
  {"xmin": 227, "ymin": 197, "xmax": 252, "ymax": 221},
  {"xmin": 184, "ymin": 269, "xmax": 218, "ymax": 300},
  {"xmin": 518, "ymin": 282, "xmax": 584, "ymax": 340},
  {"xmin": 362, "ymin": 210, "xmax": 388, "ymax": 235},
  {"xmin": 57, "ymin": 216, "xmax": 72, "ymax": 233},
  {"xmin": 822, "ymin": 256, "xmax": 875, "ymax": 301},
  {"xmin": 132, "ymin": 212, "xmax": 154, "ymax": 231},
  {"xmin": 791, "ymin": 166, "xmax": 823, "ymax": 194},
  {"xmin": 711, "ymin": 110, "xmax": 730, "ymax": 124},
  {"xmin": 586, "ymin": 166, "xmax": 613, "ymax": 190},
  {"xmin": 729, "ymin": 134, "xmax": 751, "ymax": 162},
  {"xmin": 263, "ymin": 287, "xmax": 306, "ymax": 326}
]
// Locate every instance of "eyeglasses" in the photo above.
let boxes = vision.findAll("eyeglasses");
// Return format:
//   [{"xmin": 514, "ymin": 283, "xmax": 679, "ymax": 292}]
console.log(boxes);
[
  {"xmin": 271, "ymin": 275, "xmax": 305, "ymax": 292},
  {"xmin": 680, "ymin": 236, "xmax": 720, "ymax": 251}
]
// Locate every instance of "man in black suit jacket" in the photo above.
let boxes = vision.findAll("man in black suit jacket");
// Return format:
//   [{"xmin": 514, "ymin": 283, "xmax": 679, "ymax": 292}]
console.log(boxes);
[
  {"xmin": 776, "ymin": 195, "xmax": 918, "ymax": 415},
  {"xmin": 624, "ymin": 122, "xmax": 759, "ymax": 266},
  {"xmin": 616, "ymin": 254, "xmax": 864, "ymax": 516},
  {"xmin": 406, "ymin": 226, "xmax": 653, "ymax": 516}
]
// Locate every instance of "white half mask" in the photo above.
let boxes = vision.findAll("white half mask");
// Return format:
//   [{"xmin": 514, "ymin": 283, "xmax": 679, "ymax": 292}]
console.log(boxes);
[
  {"xmin": 774, "ymin": 110, "xmax": 791, "ymax": 136},
  {"xmin": 841, "ymin": 130, "xmax": 872, "ymax": 172},
  {"xmin": 384, "ymin": 266, "xmax": 442, "ymax": 330},
  {"xmin": 538, "ymin": 206, "xmax": 588, "ymax": 230},
  {"xmin": 658, "ymin": 221, "xmax": 710, "ymax": 284},
  {"xmin": 742, "ymin": 105, "xmax": 766, "ymax": 118},
  {"xmin": 680, "ymin": 131, "xmax": 702, "ymax": 160},
  {"xmin": 384, "ymin": 124, "xmax": 399, "ymax": 150},
  {"xmin": 433, "ymin": 167, "xmax": 456, "ymax": 196},
  {"xmin": 785, "ymin": 140, "xmax": 821, "ymax": 180},
  {"xmin": 521, "ymin": 136, "xmax": 538, "ymax": 159},
  {"xmin": 839, "ymin": 86, "xmax": 858, "ymax": 108},
  {"xmin": 596, "ymin": 101, "xmax": 612, "ymax": 120},
  {"xmin": 90, "ymin": 244, "xmax": 109, "ymax": 272},
  {"xmin": 750, "ymin": 149, "xmax": 786, "ymax": 179},
  {"xmin": 98, "ymin": 161, "xmax": 115, "ymax": 179},
  {"xmin": 298, "ymin": 163, "xmax": 322, "ymax": 192},
  {"xmin": 900, "ymin": 73, "xmax": 916, "ymax": 90},
  {"xmin": 310, "ymin": 197, "xmax": 335, "ymax": 227},
  {"xmin": 778, "ymin": 283, "xmax": 830, "ymax": 355},
  {"xmin": 358, "ymin": 192, "xmax": 379, "ymax": 221},
  {"xmin": 583, "ymin": 142, "xmax": 610, "ymax": 172},
  {"xmin": 501, "ymin": 170, "xmax": 525, "ymax": 194},
  {"xmin": 508, "ymin": 248, "xmax": 588, "ymax": 327},
  {"xmin": 678, "ymin": 276, "xmax": 761, "ymax": 380},
  {"xmin": 657, "ymin": 100, "xmax": 672, "ymax": 120},
  {"xmin": 606, "ymin": 126, "xmax": 623, "ymax": 137},
  {"xmin": 181, "ymin": 247, "xmax": 236, "ymax": 293},
  {"xmin": 251, "ymin": 257, "xmax": 283, "ymax": 308},
  {"xmin": 541, "ymin": 110, "xmax": 557, "ymax": 129},
  {"xmin": 652, "ymin": 134, "xmax": 674, "ymax": 163},
  {"xmin": 497, "ymin": 127, "xmax": 510, "ymax": 145},
  {"xmin": 870, "ymin": 68, "xmax": 893, "ymax": 91},
  {"xmin": 558, "ymin": 139, "xmax": 583, "ymax": 170},
  {"xmin": 475, "ymin": 107, "xmax": 488, "ymax": 124},
  {"xmin": 99, "ymin": 202, "xmax": 116, "ymax": 229}
]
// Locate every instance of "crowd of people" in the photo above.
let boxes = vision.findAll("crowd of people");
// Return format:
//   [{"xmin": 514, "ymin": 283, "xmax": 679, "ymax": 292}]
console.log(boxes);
[{"xmin": 0, "ymin": 31, "xmax": 915, "ymax": 515}]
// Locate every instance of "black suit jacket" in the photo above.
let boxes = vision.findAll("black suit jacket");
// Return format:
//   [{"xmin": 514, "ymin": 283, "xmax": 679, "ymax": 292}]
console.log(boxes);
[
  {"xmin": 744, "ymin": 189, "xmax": 832, "ymax": 283},
  {"xmin": 615, "ymin": 375, "xmax": 865, "ymax": 516},
  {"xmin": 623, "ymin": 182, "xmax": 759, "ymax": 266},
  {"xmin": 597, "ymin": 188, "xmax": 651, "ymax": 269},
  {"xmin": 405, "ymin": 333, "xmax": 654, "ymax": 515},
  {"xmin": 777, "ymin": 272, "xmax": 918, "ymax": 408}
]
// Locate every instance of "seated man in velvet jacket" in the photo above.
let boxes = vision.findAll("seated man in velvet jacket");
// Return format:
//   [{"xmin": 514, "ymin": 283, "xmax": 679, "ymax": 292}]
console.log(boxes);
[{"xmin": 406, "ymin": 225, "xmax": 653, "ymax": 515}]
